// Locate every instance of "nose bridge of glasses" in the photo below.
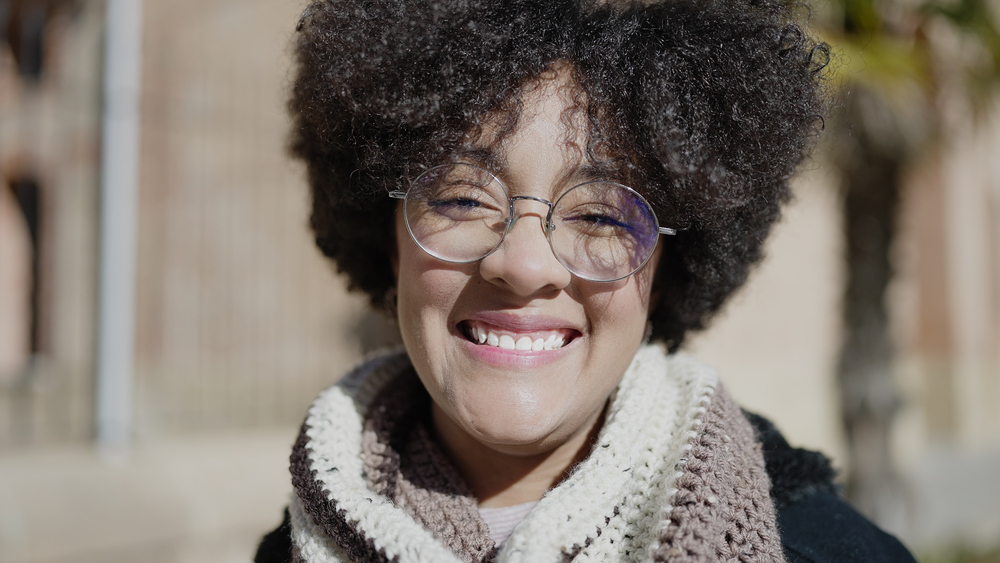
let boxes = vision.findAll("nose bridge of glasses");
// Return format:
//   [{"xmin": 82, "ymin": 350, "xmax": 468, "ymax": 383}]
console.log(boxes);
[{"xmin": 508, "ymin": 195, "xmax": 554, "ymax": 232}]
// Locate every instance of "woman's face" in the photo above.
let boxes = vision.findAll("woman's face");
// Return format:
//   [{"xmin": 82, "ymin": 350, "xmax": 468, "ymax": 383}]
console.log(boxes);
[{"xmin": 394, "ymin": 71, "xmax": 659, "ymax": 457}]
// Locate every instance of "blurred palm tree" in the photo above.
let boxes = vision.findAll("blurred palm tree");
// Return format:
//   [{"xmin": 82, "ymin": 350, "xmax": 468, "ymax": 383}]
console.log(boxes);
[{"xmin": 814, "ymin": 0, "xmax": 1000, "ymax": 530}]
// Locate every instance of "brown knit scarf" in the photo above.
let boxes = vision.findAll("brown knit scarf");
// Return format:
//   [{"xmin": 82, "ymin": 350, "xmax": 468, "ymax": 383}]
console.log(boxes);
[
  {"xmin": 288, "ymin": 347, "xmax": 785, "ymax": 563},
  {"xmin": 361, "ymin": 372, "xmax": 497, "ymax": 563}
]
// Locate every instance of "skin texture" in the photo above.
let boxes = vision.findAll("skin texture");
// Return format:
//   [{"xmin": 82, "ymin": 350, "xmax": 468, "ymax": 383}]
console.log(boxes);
[{"xmin": 393, "ymin": 68, "xmax": 659, "ymax": 507}]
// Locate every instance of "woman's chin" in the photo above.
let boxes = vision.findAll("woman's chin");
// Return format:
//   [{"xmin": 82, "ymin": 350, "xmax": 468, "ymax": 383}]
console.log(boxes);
[
  {"xmin": 430, "ymin": 343, "xmax": 604, "ymax": 455},
  {"xmin": 468, "ymin": 419, "xmax": 555, "ymax": 452},
  {"xmin": 449, "ymin": 396, "xmax": 581, "ymax": 455}
]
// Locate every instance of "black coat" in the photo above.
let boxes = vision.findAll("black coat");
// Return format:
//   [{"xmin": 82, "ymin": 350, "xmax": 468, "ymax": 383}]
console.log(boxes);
[
  {"xmin": 744, "ymin": 412, "xmax": 916, "ymax": 563},
  {"xmin": 255, "ymin": 412, "xmax": 917, "ymax": 563}
]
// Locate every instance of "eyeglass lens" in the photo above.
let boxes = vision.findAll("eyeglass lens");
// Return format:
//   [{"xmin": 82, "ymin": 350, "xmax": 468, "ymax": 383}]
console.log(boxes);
[{"xmin": 402, "ymin": 163, "xmax": 661, "ymax": 282}]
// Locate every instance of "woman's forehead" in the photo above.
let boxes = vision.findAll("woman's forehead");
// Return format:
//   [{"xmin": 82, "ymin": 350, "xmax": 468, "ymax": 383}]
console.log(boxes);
[
  {"xmin": 450, "ymin": 143, "xmax": 623, "ymax": 185},
  {"xmin": 453, "ymin": 72, "xmax": 626, "ymax": 181}
]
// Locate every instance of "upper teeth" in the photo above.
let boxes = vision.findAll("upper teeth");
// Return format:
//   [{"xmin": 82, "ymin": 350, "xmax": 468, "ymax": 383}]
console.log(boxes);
[{"xmin": 471, "ymin": 326, "xmax": 566, "ymax": 351}]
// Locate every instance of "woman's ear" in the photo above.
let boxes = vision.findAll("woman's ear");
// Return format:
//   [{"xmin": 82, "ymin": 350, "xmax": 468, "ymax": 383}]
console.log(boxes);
[
  {"xmin": 644, "ymin": 241, "xmax": 664, "ymax": 313},
  {"xmin": 390, "ymin": 208, "xmax": 401, "ymax": 279},
  {"xmin": 384, "ymin": 220, "xmax": 401, "ymax": 320},
  {"xmin": 648, "ymin": 284, "xmax": 662, "ymax": 314}
]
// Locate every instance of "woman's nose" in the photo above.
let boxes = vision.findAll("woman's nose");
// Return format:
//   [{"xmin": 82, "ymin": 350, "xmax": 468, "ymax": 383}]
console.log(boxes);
[{"xmin": 479, "ymin": 210, "xmax": 572, "ymax": 296}]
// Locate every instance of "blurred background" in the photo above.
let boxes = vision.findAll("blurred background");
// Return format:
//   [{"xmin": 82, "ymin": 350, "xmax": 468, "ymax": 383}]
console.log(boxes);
[{"xmin": 0, "ymin": 0, "xmax": 998, "ymax": 561}]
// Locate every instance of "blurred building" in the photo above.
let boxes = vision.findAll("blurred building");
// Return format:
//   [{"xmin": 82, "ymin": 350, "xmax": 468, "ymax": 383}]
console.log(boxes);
[
  {"xmin": 2, "ymin": 1, "xmax": 374, "ymax": 560},
  {"xmin": 1, "ymin": 0, "xmax": 376, "ymax": 450},
  {"xmin": 0, "ymin": 0, "xmax": 998, "ymax": 561},
  {"xmin": 1, "ymin": 0, "xmax": 102, "ymax": 447}
]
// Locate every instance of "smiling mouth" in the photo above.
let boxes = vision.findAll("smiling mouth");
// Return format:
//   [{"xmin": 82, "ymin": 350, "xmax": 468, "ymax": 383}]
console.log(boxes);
[{"xmin": 459, "ymin": 320, "xmax": 579, "ymax": 351}]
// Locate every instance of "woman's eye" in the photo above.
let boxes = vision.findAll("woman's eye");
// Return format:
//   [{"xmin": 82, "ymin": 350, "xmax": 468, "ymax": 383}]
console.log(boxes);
[
  {"xmin": 561, "ymin": 204, "xmax": 634, "ymax": 235},
  {"xmin": 576, "ymin": 214, "xmax": 628, "ymax": 228},
  {"xmin": 429, "ymin": 197, "xmax": 483, "ymax": 209},
  {"xmin": 421, "ymin": 183, "xmax": 504, "ymax": 221}
]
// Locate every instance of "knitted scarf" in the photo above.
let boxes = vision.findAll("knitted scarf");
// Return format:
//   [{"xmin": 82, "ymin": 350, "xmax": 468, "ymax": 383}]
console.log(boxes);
[{"xmin": 288, "ymin": 345, "xmax": 786, "ymax": 563}]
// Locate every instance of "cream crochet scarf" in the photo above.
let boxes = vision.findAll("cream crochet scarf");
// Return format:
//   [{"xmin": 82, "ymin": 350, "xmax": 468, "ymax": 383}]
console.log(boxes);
[{"xmin": 288, "ymin": 345, "xmax": 785, "ymax": 563}]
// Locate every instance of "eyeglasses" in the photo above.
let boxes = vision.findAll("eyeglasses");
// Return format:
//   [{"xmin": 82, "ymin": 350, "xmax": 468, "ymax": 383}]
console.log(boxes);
[{"xmin": 389, "ymin": 163, "xmax": 676, "ymax": 282}]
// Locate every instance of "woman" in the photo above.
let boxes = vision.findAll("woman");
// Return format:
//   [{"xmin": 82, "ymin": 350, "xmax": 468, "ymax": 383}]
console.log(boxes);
[{"xmin": 258, "ymin": 0, "xmax": 917, "ymax": 561}]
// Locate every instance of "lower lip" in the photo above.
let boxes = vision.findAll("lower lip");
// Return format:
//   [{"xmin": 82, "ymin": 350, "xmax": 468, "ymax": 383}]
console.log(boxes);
[{"xmin": 459, "ymin": 335, "xmax": 575, "ymax": 368}]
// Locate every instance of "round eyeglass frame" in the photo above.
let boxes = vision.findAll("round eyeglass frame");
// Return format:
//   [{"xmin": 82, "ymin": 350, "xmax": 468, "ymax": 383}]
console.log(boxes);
[{"xmin": 389, "ymin": 163, "xmax": 676, "ymax": 283}]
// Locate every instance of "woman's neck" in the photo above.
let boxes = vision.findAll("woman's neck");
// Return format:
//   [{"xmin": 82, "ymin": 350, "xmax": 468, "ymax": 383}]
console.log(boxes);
[{"xmin": 429, "ymin": 402, "xmax": 606, "ymax": 508}]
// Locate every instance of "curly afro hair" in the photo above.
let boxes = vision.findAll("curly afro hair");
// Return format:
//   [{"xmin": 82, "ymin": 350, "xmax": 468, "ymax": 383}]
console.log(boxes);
[{"xmin": 289, "ymin": 0, "xmax": 828, "ymax": 351}]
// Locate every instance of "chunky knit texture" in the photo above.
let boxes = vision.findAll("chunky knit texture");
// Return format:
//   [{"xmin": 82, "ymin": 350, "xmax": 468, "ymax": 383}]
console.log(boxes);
[
  {"xmin": 655, "ymin": 384, "xmax": 782, "ymax": 562},
  {"xmin": 287, "ymin": 345, "xmax": 786, "ymax": 563},
  {"xmin": 361, "ymin": 373, "xmax": 496, "ymax": 562}
]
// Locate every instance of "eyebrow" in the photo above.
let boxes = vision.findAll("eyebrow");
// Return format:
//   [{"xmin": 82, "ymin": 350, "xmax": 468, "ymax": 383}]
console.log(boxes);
[
  {"xmin": 452, "ymin": 146, "xmax": 505, "ymax": 173},
  {"xmin": 573, "ymin": 162, "xmax": 623, "ymax": 183}
]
